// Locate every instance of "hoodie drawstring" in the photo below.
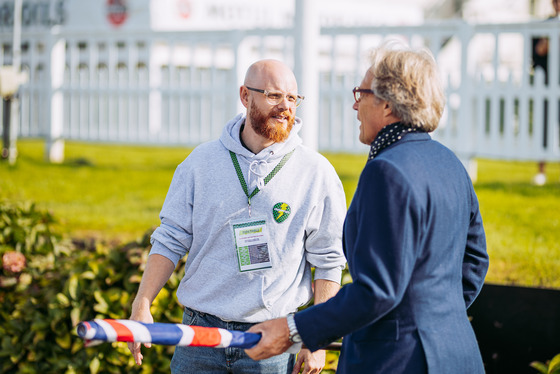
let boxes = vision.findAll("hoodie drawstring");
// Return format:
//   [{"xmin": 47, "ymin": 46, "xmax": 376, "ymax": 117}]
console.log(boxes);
[
  {"xmin": 248, "ymin": 160, "xmax": 268, "ymax": 190},
  {"xmin": 229, "ymin": 149, "xmax": 296, "ymax": 217}
]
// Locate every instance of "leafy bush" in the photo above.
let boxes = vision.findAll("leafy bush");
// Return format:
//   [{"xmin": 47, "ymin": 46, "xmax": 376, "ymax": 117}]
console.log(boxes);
[
  {"xmin": 0, "ymin": 201, "xmax": 185, "ymax": 373},
  {"xmin": 531, "ymin": 353, "xmax": 560, "ymax": 374},
  {"xmin": 0, "ymin": 200, "xmax": 344, "ymax": 373}
]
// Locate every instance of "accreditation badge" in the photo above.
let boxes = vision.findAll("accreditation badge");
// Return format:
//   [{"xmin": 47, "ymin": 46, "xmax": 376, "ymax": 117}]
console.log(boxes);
[{"xmin": 231, "ymin": 217, "xmax": 272, "ymax": 272}]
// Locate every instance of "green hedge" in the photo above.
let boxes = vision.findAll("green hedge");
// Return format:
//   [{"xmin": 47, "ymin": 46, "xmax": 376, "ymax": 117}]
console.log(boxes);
[
  {"xmin": 0, "ymin": 201, "xmax": 186, "ymax": 373},
  {"xmin": 0, "ymin": 201, "xmax": 346, "ymax": 373}
]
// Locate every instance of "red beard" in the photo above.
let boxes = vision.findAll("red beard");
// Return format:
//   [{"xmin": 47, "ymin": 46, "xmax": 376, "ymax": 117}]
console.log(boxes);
[{"xmin": 248, "ymin": 102, "xmax": 295, "ymax": 143}]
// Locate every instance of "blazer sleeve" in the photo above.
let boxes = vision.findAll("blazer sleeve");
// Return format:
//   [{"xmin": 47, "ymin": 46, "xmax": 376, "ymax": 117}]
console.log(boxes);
[
  {"xmin": 295, "ymin": 160, "xmax": 421, "ymax": 351},
  {"xmin": 462, "ymin": 186, "xmax": 489, "ymax": 308}
]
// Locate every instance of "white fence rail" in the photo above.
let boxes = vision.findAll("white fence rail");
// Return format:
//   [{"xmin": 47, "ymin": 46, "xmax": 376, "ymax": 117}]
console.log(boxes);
[{"xmin": 1, "ymin": 20, "xmax": 559, "ymax": 163}]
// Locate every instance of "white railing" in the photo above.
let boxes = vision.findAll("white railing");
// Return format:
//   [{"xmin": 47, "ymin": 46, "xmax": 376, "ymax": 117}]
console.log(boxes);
[{"xmin": 0, "ymin": 20, "xmax": 559, "ymax": 164}]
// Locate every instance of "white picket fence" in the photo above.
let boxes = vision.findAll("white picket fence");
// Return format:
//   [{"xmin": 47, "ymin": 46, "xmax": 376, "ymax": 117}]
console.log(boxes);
[{"xmin": 1, "ymin": 20, "xmax": 559, "ymax": 163}]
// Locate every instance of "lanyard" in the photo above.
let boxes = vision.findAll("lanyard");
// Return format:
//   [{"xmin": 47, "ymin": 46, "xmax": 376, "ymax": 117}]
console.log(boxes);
[{"xmin": 229, "ymin": 149, "xmax": 295, "ymax": 216}]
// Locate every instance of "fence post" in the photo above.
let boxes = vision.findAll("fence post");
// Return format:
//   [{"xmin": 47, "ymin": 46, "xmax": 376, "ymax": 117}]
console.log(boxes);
[
  {"xmin": 457, "ymin": 21, "xmax": 478, "ymax": 182},
  {"xmin": 45, "ymin": 34, "xmax": 65, "ymax": 163},
  {"xmin": 294, "ymin": 0, "xmax": 319, "ymax": 151},
  {"xmin": 547, "ymin": 25, "xmax": 560, "ymax": 158},
  {"xmin": 0, "ymin": 0, "xmax": 22, "ymax": 165}
]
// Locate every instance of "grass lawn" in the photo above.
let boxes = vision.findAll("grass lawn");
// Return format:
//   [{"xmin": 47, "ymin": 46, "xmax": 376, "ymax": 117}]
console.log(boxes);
[
  {"xmin": 1, "ymin": 139, "xmax": 560, "ymax": 289},
  {"xmin": 473, "ymin": 159, "xmax": 560, "ymax": 288}
]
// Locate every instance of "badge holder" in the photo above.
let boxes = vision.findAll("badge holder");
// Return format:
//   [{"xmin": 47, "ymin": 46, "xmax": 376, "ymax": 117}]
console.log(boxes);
[{"xmin": 231, "ymin": 217, "xmax": 272, "ymax": 272}]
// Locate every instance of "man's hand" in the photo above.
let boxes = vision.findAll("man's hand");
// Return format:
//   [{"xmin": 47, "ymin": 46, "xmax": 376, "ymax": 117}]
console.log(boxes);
[
  {"xmin": 245, "ymin": 318, "xmax": 292, "ymax": 360},
  {"xmin": 126, "ymin": 254, "xmax": 176, "ymax": 365},
  {"xmin": 292, "ymin": 348, "xmax": 325, "ymax": 374},
  {"xmin": 127, "ymin": 302, "xmax": 154, "ymax": 365}
]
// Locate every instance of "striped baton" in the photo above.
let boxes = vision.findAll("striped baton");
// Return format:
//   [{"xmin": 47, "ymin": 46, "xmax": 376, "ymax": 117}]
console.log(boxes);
[{"xmin": 77, "ymin": 319, "xmax": 261, "ymax": 348}]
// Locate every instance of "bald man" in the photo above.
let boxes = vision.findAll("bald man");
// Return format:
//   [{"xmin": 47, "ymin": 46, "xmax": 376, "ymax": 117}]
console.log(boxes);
[{"xmin": 127, "ymin": 59, "xmax": 347, "ymax": 374}]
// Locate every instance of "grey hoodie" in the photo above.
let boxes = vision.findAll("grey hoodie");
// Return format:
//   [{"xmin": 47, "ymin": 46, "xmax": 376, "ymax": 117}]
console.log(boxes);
[{"xmin": 150, "ymin": 113, "xmax": 347, "ymax": 323}]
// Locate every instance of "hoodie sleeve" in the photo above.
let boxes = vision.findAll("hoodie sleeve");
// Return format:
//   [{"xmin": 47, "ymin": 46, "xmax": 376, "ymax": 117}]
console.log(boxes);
[
  {"xmin": 303, "ymin": 162, "xmax": 347, "ymax": 283},
  {"xmin": 149, "ymin": 161, "xmax": 194, "ymax": 266}
]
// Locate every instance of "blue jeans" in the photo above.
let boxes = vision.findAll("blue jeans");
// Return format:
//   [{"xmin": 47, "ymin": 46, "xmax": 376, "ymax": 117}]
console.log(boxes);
[{"xmin": 170, "ymin": 307, "xmax": 295, "ymax": 374}]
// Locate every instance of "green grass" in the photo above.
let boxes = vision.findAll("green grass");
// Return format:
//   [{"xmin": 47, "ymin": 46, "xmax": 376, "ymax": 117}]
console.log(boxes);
[
  {"xmin": 1, "ymin": 139, "xmax": 560, "ymax": 288},
  {"xmin": 1, "ymin": 140, "xmax": 189, "ymax": 242},
  {"xmin": 473, "ymin": 160, "xmax": 560, "ymax": 288}
]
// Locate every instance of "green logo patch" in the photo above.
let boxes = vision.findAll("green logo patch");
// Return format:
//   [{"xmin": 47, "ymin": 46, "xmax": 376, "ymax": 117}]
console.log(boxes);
[{"xmin": 272, "ymin": 202, "xmax": 291, "ymax": 223}]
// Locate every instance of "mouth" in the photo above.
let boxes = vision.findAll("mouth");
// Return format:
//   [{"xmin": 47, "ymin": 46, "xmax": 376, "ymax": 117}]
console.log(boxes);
[{"xmin": 270, "ymin": 113, "xmax": 290, "ymax": 124}]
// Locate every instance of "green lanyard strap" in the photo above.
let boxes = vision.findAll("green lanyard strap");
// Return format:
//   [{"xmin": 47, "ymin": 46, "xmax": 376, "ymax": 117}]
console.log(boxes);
[{"xmin": 230, "ymin": 149, "xmax": 295, "ymax": 214}]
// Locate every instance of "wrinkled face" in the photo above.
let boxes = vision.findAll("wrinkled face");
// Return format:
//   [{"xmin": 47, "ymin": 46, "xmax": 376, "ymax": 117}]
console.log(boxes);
[
  {"xmin": 354, "ymin": 70, "xmax": 387, "ymax": 145},
  {"xmin": 248, "ymin": 96, "xmax": 295, "ymax": 143}
]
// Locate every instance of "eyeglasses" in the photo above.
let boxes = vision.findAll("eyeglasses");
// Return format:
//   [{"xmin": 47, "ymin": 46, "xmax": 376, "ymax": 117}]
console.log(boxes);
[
  {"xmin": 246, "ymin": 86, "xmax": 304, "ymax": 107},
  {"xmin": 353, "ymin": 86, "xmax": 375, "ymax": 103}
]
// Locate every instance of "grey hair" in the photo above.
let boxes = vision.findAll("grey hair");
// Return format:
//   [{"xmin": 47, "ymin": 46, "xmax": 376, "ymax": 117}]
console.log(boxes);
[{"xmin": 367, "ymin": 39, "xmax": 445, "ymax": 132}]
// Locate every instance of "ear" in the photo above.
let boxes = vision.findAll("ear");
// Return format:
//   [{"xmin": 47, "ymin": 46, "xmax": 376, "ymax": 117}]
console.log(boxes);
[
  {"xmin": 382, "ymin": 101, "xmax": 393, "ymax": 117},
  {"xmin": 240, "ymin": 86, "xmax": 250, "ymax": 108}
]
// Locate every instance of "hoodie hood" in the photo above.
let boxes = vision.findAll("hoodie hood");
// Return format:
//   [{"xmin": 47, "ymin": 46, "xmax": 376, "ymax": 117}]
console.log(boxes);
[
  {"xmin": 219, "ymin": 113, "xmax": 303, "ymax": 162},
  {"xmin": 219, "ymin": 113, "xmax": 304, "ymax": 193}
]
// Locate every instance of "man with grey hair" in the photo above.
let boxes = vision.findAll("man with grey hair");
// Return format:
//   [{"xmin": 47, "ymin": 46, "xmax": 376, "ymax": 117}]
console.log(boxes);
[
  {"xmin": 246, "ymin": 40, "xmax": 489, "ymax": 374},
  {"xmin": 127, "ymin": 59, "xmax": 347, "ymax": 374}
]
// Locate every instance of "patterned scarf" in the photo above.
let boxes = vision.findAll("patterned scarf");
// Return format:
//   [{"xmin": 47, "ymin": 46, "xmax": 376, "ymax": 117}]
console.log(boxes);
[{"xmin": 368, "ymin": 122, "xmax": 421, "ymax": 161}]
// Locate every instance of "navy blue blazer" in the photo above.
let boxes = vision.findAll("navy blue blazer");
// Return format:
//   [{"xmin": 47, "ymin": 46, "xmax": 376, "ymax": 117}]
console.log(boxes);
[{"xmin": 296, "ymin": 132, "xmax": 489, "ymax": 373}]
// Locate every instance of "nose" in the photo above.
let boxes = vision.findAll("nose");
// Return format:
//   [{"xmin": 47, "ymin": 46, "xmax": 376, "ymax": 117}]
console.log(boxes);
[
  {"xmin": 353, "ymin": 101, "xmax": 359, "ymax": 111},
  {"xmin": 277, "ymin": 95, "xmax": 291, "ymax": 111}
]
